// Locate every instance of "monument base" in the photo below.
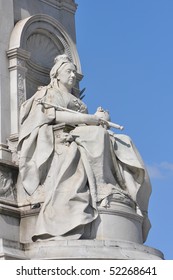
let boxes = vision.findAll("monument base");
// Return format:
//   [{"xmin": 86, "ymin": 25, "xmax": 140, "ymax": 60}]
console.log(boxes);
[
  {"xmin": 0, "ymin": 239, "xmax": 25, "ymax": 260},
  {"xmin": 0, "ymin": 238, "xmax": 164, "ymax": 260},
  {"xmin": 19, "ymin": 192, "xmax": 145, "ymax": 244}
]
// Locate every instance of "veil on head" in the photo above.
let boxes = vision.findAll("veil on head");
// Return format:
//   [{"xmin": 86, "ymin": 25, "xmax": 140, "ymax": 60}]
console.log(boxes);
[{"xmin": 50, "ymin": 54, "xmax": 76, "ymax": 81}]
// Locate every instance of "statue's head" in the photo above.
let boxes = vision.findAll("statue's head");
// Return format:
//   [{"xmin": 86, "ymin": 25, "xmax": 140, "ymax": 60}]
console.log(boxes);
[{"xmin": 50, "ymin": 54, "xmax": 77, "ymax": 92}]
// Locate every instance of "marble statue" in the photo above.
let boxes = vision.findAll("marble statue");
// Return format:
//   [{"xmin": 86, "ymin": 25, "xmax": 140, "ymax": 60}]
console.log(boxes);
[{"xmin": 17, "ymin": 54, "xmax": 151, "ymax": 242}]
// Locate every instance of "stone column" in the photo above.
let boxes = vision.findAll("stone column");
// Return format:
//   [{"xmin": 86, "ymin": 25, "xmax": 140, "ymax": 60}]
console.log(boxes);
[
  {"xmin": 7, "ymin": 48, "xmax": 30, "ymax": 135},
  {"xmin": 0, "ymin": 0, "xmax": 14, "ymax": 161}
]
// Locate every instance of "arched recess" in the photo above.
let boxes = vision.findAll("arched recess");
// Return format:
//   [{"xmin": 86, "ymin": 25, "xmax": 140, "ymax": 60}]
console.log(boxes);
[{"xmin": 7, "ymin": 14, "xmax": 83, "ymax": 135}]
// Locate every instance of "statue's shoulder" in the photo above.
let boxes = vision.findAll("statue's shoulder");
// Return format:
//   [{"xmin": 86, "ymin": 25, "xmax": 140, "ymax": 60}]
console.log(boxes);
[
  {"xmin": 34, "ymin": 85, "xmax": 50, "ymax": 99},
  {"xmin": 19, "ymin": 86, "xmax": 50, "ymax": 124}
]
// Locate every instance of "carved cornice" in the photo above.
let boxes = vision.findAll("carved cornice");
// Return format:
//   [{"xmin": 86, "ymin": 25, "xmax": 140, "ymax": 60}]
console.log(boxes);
[
  {"xmin": 98, "ymin": 207, "xmax": 143, "ymax": 223},
  {"xmin": 0, "ymin": 203, "xmax": 20, "ymax": 217},
  {"xmin": 7, "ymin": 48, "xmax": 30, "ymax": 71},
  {"xmin": 7, "ymin": 48, "xmax": 30, "ymax": 60},
  {"xmin": 40, "ymin": 0, "xmax": 77, "ymax": 14}
]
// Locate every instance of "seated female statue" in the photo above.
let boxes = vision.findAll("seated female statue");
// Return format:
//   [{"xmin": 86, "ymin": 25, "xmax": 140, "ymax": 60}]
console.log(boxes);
[{"xmin": 17, "ymin": 54, "xmax": 151, "ymax": 242}]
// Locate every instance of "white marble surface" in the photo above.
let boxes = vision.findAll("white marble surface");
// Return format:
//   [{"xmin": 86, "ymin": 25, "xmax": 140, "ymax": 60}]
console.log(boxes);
[{"xmin": 24, "ymin": 239, "xmax": 164, "ymax": 260}]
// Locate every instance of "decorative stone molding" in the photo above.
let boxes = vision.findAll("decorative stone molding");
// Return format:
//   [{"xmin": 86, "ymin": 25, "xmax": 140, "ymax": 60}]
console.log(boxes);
[
  {"xmin": 24, "ymin": 239, "xmax": 164, "ymax": 260},
  {"xmin": 0, "ymin": 238, "xmax": 163, "ymax": 260},
  {"xmin": 0, "ymin": 162, "xmax": 18, "ymax": 202},
  {"xmin": 7, "ymin": 134, "xmax": 19, "ymax": 165},
  {"xmin": 0, "ymin": 144, "xmax": 12, "ymax": 163},
  {"xmin": 17, "ymin": 73, "xmax": 25, "ymax": 107},
  {"xmin": 9, "ymin": 14, "xmax": 82, "ymax": 74},
  {"xmin": 40, "ymin": 0, "xmax": 77, "ymax": 14},
  {"xmin": 0, "ymin": 169, "xmax": 13, "ymax": 197},
  {"xmin": 7, "ymin": 48, "xmax": 30, "ymax": 71},
  {"xmin": 7, "ymin": 48, "xmax": 30, "ymax": 134}
]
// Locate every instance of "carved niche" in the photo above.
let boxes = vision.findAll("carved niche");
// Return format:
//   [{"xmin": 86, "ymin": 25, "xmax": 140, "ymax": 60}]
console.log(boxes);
[{"xmin": 7, "ymin": 14, "xmax": 82, "ymax": 135}]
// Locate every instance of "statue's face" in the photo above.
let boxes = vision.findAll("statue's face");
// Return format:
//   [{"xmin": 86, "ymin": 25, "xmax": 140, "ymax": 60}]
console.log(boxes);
[{"xmin": 57, "ymin": 62, "xmax": 76, "ymax": 90}]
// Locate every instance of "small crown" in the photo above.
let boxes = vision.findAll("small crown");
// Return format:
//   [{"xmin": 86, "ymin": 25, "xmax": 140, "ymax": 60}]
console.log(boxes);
[{"xmin": 54, "ymin": 54, "xmax": 72, "ymax": 64}]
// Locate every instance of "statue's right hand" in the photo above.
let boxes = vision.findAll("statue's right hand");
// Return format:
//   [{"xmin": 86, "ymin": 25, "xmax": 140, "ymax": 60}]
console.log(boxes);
[
  {"xmin": 86, "ymin": 114, "xmax": 100, "ymax": 125},
  {"xmin": 98, "ymin": 118, "xmax": 109, "ymax": 129},
  {"xmin": 86, "ymin": 115, "xmax": 109, "ymax": 128}
]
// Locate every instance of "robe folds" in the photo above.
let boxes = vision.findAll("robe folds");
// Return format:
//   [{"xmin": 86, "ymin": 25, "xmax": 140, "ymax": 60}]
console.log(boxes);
[{"xmin": 17, "ymin": 86, "xmax": 151, "ymax": 242}]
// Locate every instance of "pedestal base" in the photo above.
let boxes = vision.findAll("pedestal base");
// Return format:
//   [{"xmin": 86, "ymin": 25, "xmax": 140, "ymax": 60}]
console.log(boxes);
[
  {"xmin": 25, "ymin": 239, "xmax": 164, "ymax": 260},
  {"xmin": 93, "ymin": 202, "xmax": 143, "ymax": 243},
  {"xmin": 0, "ymin": 238, "xmax": 164, "ymax": 260},
  {"xmin": 0, "ymin": 239, "xmax": 25, "ymax": 260}
]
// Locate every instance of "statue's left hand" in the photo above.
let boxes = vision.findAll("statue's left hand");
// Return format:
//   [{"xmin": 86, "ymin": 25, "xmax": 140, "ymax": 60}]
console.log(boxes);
[
  {"xmin": 95, "ymin": 107, "xmax": 110, "ymax": 129},
  {"xmin": 94, "ymin": 107, "xmax": 110, "ymax": 121}
]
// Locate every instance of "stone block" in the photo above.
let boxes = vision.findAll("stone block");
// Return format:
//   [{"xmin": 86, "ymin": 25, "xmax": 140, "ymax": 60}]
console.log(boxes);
[
  {"xmin": 94, "ymin": 203, "xmax": 143, "ymax": 243},
  {"xmin": 24, "ymin": 239, "xmax": 164, "ymax": 260},
  {"xmin": 0, "ymin": 204, "xmax": 20, "ymax": 242}
]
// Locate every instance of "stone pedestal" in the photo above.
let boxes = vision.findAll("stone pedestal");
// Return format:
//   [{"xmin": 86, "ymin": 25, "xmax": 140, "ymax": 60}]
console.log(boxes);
[
  {"xmin": 94, "ymin": 203, "xmax": 143, "ymax": 244},
  {"xmin": 0, "ymin": 202, "xmax": 20, "ymax": 242},
  {"xmin": 0, "ymin": 162, "xmax": 18, "ymax": 231},
  {"xmin": 0, "ymin": 238, "xmax": 164, "ymax": 260},
  {"xmin": 17, "ymin": 193, "xmax": 164, "ymax": 260},
  {"xmin": 19, "ymin": 203, "xmax": 143, "ymax": 244},
  {"xmin": 0, "ymin": 239, "xmax": 25, "ymax": 260},
  {"xmin": 24, "ymin": 239, "xmax": 164, "ymax": 260},
  {"xmin": 5, "ymin": 124, "xmax": 163, "ymax": 260}
]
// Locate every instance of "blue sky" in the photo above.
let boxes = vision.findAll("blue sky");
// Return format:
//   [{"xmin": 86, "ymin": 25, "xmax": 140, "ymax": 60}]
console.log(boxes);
[{"xmin": 75, "ymin": 0, "xmax": 173, "ymax": 260}]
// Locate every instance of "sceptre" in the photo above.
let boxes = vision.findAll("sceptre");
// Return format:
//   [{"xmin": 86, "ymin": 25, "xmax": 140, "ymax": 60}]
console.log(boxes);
[{"xmin": 36, "ymin": 99, "xmax": 124, "ymax": 130}]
